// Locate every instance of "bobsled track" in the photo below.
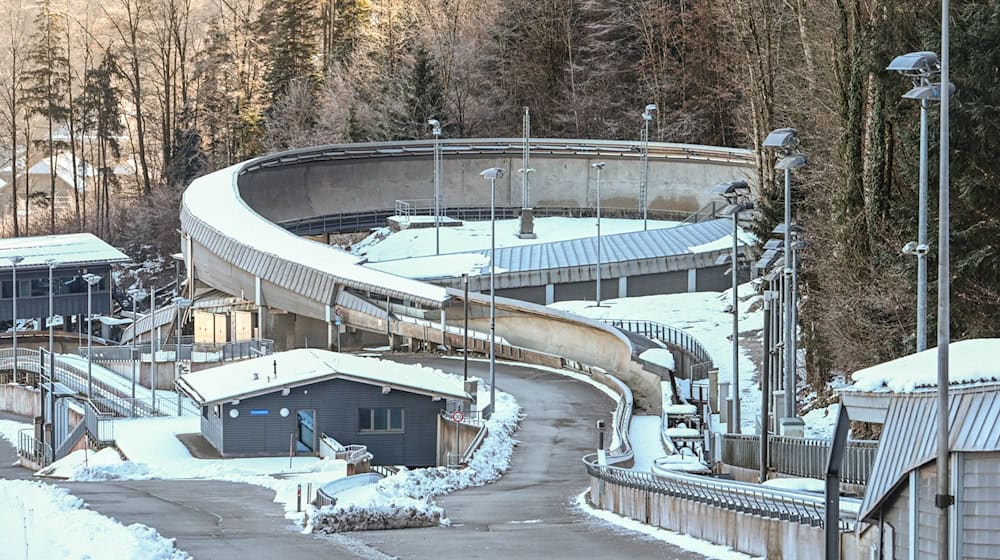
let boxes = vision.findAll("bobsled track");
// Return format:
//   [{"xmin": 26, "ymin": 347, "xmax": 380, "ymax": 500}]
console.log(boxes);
[{"xmin": 179, "ymin": 138, "xmax": 754, "ymax": 411}]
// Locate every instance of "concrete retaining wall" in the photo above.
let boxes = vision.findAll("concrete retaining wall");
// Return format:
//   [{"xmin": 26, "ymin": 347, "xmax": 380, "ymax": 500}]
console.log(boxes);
[{"xmin": 0, "ymin": 383, "xmax": 40, "ymax": 417}]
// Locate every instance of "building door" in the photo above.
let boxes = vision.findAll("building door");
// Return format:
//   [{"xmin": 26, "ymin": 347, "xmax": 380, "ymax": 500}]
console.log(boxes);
[{"xmin": 297, "ymin": 410, "xmax": 316, "ymax": 453}]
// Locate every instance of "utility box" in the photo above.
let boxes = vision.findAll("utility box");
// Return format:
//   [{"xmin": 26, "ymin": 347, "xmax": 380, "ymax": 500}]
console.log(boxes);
[{"xmin": 779, "ymin": 416, "xmax": 805, "ymax": 438}]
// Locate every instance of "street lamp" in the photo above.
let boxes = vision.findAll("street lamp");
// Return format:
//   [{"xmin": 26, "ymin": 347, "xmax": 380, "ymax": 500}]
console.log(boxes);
[
  {"xmin": 887, "ymin": 51, "xmax": 954, "ymax": 353},
  {"xmin": 640, "ymin": 103, "xmax": 657, "ymax": 231},
  {"xmin": 764, "ymin": 127, "xmax": 806, "ymax": 420},
  {"xmin": 713, "ymin": 180, "xmax": 752, "ymax": 433},
  {"xmin": 428, "ymin": 118, "xmax": 442, "ymax": 255},
  {"xmin": 81, "ymin": 273, "xmax": 102, "ymax": 399},
  {"xmin": 591, "ymin": 162, "xmax": 607, "ymax": 306},
  {"xmin": 8, "ymin": 255, "xmax": 23, "ymax": 383},
  {"xmin": 480, "ymin": 167, "xmax": 504, "ymax": 420},
  {"xmin": 173, "ymin": 296, "xmax": 192, "ymax": 416}
]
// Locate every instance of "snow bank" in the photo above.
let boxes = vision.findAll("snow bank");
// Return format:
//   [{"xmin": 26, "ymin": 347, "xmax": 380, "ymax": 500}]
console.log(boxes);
[
  {"xmin": 0, "ymin": 479, "xmax": 189, "ymax": 559},
  {"xmin": 0, "ymin": 418, "xmax": 31, "ymax": 447},
  {"xmin": 37, "ymin": 448, "xmax": 127, "ymax": 479},
  {"xmin": 664, "ymin": 404, "xmax": 698, "ymax": 415},
  {"xmin": 762, "ymin": 477, "xmax": 825, "ymax": 494},
  {"xmin": 847, "ymin": 339, "xmax": 1000, "ymax": 393},
  {"xmin": 639, "ymin": 348, "xmax": 675, "ymax": 371},
  {"xmin": 629, "ymin": 415, "xmax": 665, "ymax": 472}
]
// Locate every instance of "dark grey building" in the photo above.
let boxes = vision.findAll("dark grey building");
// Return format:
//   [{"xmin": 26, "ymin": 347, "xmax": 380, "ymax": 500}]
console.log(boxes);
[
  {"xmin": 0, "ymin": 233, "xmax": 129, "ymax": 324},
  {"xmin": 178, "ymin": 348, "xmax": 472, "ymax": 467}
]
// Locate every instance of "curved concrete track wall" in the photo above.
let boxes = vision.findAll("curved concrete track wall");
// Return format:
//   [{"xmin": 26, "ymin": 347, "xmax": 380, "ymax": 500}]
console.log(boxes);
[{"xmin": 181, "ymin": 139, "xmax": 755, "ymax": 408}]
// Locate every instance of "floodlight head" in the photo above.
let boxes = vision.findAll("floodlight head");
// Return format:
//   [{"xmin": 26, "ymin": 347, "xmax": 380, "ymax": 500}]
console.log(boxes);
[
  {"xmin": 902, "ymin": 241, "xmax": 918, "ymax": 255},
  {"xmin": 902, "ymin": 81, "xmax": 956, "ymax": 101},
  {"xmin": 915, "ymin": 243, "xmax": 929, "ymax": 256},
  {"xmin": 591, "ymin": 162, "xmax": 606, "ymax": 170},
  {"xmin": 427, "ymin": 118, "xmax": 441, "ymax": 136},
  {"xmin": 518, "ymin": 167, "xmax": 535, "ymax": 174},
  {"xmin": 644, "ymin": 103, "xmax": 657, "ymax": 113},
  {"xmin": 480, "ymin": 167, "xmax": 504, "ymax": 181},
  {"xmin": 775, "ymin": 153, "xmax": 808, "ymax": 171},
  {"xmin": 81, "ymin": 273, "xmax": 102, "ymax": 286},
  {"xmin": 886, "ymin": 51, "xmax": 940, "ymax": 77},
  {"xmin": 46, "ymin": 258, "xmax": 58, "ymax": 267},
  {"xmin": 763, "ymin": 128, "xmax": 799, "ymax": 151},
  {"xmin": 8, "ymin": 255, "xmax": 24, "ymax": 265}
]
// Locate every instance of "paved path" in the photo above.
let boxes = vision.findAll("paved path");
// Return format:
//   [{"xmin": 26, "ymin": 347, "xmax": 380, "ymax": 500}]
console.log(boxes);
[
  {"xmin": 350, "ymin": 357, "xmax": 704, "ymax": 559},
  {"xmin": 1, "ymin": 359, "xmax": 706, "ymax": 559}
]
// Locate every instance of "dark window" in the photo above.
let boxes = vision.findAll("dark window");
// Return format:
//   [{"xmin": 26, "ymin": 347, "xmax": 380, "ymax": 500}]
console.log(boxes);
[{"xmin": 358, "ymin": 407, "xmax": 404, "ymax": 433}]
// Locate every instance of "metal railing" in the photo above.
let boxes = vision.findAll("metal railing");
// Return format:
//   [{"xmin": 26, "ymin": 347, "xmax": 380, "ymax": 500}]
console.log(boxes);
[
  {"xmin": 78, "ymin": 338, "xmax": 273, "ymax": 363},
  {"xmin": 583, "ymin": 453, "xmax": 860, "ymax": 530},
  {"xmin": 18, "ymin": 430, "xmax": 53, "ymax": 467},
  {"xmin": 681, "ymin": 201, "xmax": 724, "ymax": 224},
  {"xmin": 336, "ymin": 444, "xmax": 372, "ymax": 464},
  {"xmin": 84, "ymin": 400, "xmax": 116, "ymax": 445},
  {"xmin": 721, "ymin": 434, "xmax": 878, "ymax": 486},
  {"xmin": 602, "ymin": 318, "xmax": 714, "ymax": 380}
]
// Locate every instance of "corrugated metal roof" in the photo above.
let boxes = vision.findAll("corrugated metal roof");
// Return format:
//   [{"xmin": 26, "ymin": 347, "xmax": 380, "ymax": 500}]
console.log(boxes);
[
  {"xmin": 369, "ymin": 219, "xmax": 734, "ymax": 281},
  {"xmin": 0, "ymin": 233, "xmax": 129, "ymax": 270},
  {"xmin": 120, "ymin": 305, "xmax": 178, "ymax": 344},
  {"xmin": 859, "ymin": 383, "xmax": 1000, "ymax": 520}
]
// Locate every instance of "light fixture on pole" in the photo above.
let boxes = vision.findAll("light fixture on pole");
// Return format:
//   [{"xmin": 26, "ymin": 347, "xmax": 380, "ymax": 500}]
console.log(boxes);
[
  {"xmin": 640, "ymin": 104, "xmax": 657, "ymax": 231},
  {"xmin": 712, "ymin": 180, "xmax": 752, "ymax": 433},
  {"xmin": 887, "ymin": 51, "xmax": 954, "ymax": 353},
  {"xmin": 591, "ymin": 162, "xmax": 606, "ymax": 306},
  {"xmin": 172, "ymin": 296, "xmax": 192, "ymax": 416},
  {"xmin": 9, "ymin": 255, "xmax": 23, "ymax": 383},
  {"xmin": 763, "ymin": 127, "xmax": 806, "ymax": 420},
  {"xmin": 428, "ymin": 118, "xmax": 443, "ymax": 255},
  {"xmin": 521, "ymin": 107, "xmax": 531, "ymax": 209},
  {"xmin": 480, "ymin": 167, "xmax": 504, "ymax": 420},
  {"xmin": 150, "ymin": 286, "xmax": 158, "ymax": 410},
  {"xmin": 81, "ymin": 273, "xmax": 103, "ymax": 399}
]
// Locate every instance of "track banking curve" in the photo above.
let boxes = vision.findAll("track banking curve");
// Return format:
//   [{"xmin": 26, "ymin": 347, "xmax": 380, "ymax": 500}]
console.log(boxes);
[{"xmin": 179, "ymin": 138, "xmax": 755, "ymax": 405}]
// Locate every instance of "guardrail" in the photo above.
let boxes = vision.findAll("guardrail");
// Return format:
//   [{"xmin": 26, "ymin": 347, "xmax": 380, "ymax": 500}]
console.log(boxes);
[
  {"xmin": 602, "ymin": 319, "xmax": 714, "ymax": 381},
  {"xmin": 84, "ymin": 400, "xmax": 116, "ymax": 445},
  {"xmin": 583, "ymin": 453, "xmax": 860, "ymax": 530},
  {"xmin": 721, "ymin": 433, "xmax": 878, "ymax": 486},
  {"xmin": 281, "ymin": 205, "xmax": 695, "ymax": 236},
  {"xmin": 18, "ymin": 429, "xmax": 53, "ymax": 467},
  {"xmin": 78, "ymin": 339, "xmax": 274, "ymax": 363}
]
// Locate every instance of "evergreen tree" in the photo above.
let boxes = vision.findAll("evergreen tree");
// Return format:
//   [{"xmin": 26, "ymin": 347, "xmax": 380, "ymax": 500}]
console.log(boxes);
[
  {"xmin": 391, "ymin": 47, "xmax": 445, "ymax": 140},
  {"xmin": 259, "ymin": 0, "xmax": 320, "ymax": 108},
  {"xmin": 165, "ymin": 108, "xmax": 206, "ymax": 188},
  {"xmin": 79, "ymin": 50, "xmax": 123, "ymax": 239},
  {"xmin": 321, "ymin": 0, "xmax": 370, "ymax": 71},
  {"xmin": 24, "ymin": 0, "xmax": 70, "ymax": 233}
]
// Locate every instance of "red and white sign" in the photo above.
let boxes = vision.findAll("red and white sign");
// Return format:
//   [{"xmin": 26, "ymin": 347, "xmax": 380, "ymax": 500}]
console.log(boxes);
[{"xmin": 452, "ymin": 410, "xmax": 465, "ymax": 423}]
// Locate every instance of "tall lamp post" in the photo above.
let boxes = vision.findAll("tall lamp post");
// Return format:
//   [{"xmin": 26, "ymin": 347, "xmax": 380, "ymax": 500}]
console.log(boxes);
[
  {"xmin": 128, "ymin": 287, "xmax": 146, "ymax": 417},
  {"xmin": 428, "ymin": 118, "xmax": 442, "ymax": 255},
  {"xmin": 640, "ymin": 104, "xmax": 657, "ymax": 231},
  {"xmin": 480, "ymin": 167, "xmax": 504, "ymax": 420},
  {"xmin": 591, "ymin": 162, "xmax": 606, "ymax": 306},
  {"xmin": 887, "ymin": 51, "xmax": 953, "ymax": 353},
  {"xmin": 763, "ymin": 128, "xmax": 806, "ymax": 420},
  {"xmin": 713, "ymin": 180, "xmax": 752, "ymax": 432},
  {"xmin": 173, "ymin": 296, "xmax": 192, "ymax": 416},
  {"xmin": 44, "ymin": 259, "xmax": 57, "ymax": 441},
  {"xmin": 81, "ymin": 273, "xmax": 102, "ymax": 399},
  {"xmin": 9, "ymin": 255, "xmax": 23, "ymax": 383}
]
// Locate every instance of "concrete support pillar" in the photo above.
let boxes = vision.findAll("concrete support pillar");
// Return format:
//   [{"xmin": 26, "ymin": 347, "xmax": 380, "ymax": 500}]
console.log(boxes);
[
  {"xmin": 545, "ymin": 284, "xmax": 555, "ymax": 305},
  {"xmin": 687, "ymin": 269, "xmax": 697, "ymax": 292},
  {"xmin": 718, "ymin": 381, "xmax": 730, "ymax": 423},
  {"xmin": 773, "ymin": 391, "xmax": 787, "ymax": 421},
  {"xmin": 440, "ymin": 309, "xmax": 447, "ymax": 347},
  {"xmin": 254, "ymin": 276, "xmax": 264, "ymax": 340},
  {"xmin": 325, "ymin": 304, "xmax": 334, "ymax": 350},
  {"xmin": 618, "ymin": 276, "xmax": 628, "ymax": 298}
]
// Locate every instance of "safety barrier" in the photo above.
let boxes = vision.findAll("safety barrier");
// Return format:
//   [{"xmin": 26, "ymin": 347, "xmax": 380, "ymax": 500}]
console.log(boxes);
[
  {"xmin": 17, "ymin": 429, "xmax": 53, "ymax": 467},
  {"xmin": 583, "ymin": 452, "xmax": 860, "ymax": 530},
  {"xmin": 78, "ymin": 338, "xmax": 274, "ymax": 363},
  {"xmin": 603, "ymin": 318, "xmax": 714, "ymax": 380},
  {"xmin": 721, "ymin": 433, "xmax": 878, "ymax": 486}
]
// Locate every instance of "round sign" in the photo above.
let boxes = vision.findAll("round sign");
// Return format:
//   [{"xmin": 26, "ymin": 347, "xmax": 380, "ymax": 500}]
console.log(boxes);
[
  {"xmin": 452, "ymin": 410, "xmax": 464, "ymax": 423},
  {"xmin": 335, "ymin": 307, "xmax": 343, "ymax": 317},
  {"xmin": 229, "ymin": 408, "xmax": 239, "ymax": 419},
  {"xmin": 280, "ymin": 408, "xmax": 289, "ymax": 417}
]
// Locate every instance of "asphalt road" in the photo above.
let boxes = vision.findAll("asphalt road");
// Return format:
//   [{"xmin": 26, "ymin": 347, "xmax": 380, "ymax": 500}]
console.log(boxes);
[{"xmin": 1, "ymin": 359, "xmax": 706, "ymax": 559}]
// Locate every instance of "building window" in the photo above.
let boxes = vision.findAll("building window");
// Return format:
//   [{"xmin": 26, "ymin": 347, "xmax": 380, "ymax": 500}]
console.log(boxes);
[
  {"xmin": 358, "ymin": 407, "xmax": 404, "ymax": 433},
  {"xmin": 0, "ymin": 274, "xmax": 107, "ymax": 299}
]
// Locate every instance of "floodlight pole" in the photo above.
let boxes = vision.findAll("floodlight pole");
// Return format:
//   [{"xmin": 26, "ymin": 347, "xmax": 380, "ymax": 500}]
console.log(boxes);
[
  {"xmin": 783, "ymin": 167, "xmax": 795, "ymax": 419},
  {"xmin": 936, "ymin": 0, "xmax": 953, "ymax": 554},
  {"xmin": 430, "ymin": 121, "xmax": 442, "ymax": 255},
  {"xmin": 593, "ymin": 163, "xmax": 605, "ymax": 306},
  {"xmin": 10, "ymin": 256, "xmax": 22, "ymax": 383},
  {"xmin": 640, "ymin": 108, "xmax": 653, "ymax": 231},
  {"xmin": 916, "ymin": 96, "xmax": 929, "ymax": 352},
  {"xmin": 730, "ymin": 203, "xmax": 741, "ymax": 432},
  {"xmin": 46, "ymin": 259, "xmax": 56, "ymax": 441},
  {"xmin": 150, "ymin": 286, "xmax": 157, "ymax": 411},
  {"xmin": 462, "ymin": 273, "xmax": 469, "ymax": 383},
  {"xmin": 487, "ymin": 173, "xmax": 498, "ymax": 419},
  {"xmin": 522, "ymin": 107, "xmax": 531, "ymax": 208}
]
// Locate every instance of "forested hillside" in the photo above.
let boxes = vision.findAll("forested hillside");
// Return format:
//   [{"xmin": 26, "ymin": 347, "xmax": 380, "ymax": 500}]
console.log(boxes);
[{"xmin": 0, "ymin": 0, "xmax": 996, "ymax": 388}]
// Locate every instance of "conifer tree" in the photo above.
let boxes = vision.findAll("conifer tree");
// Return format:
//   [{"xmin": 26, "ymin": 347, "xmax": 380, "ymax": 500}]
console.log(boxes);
[{"xmin": 259, "ymin": 0, "xmax": 320, "ymax": 108}]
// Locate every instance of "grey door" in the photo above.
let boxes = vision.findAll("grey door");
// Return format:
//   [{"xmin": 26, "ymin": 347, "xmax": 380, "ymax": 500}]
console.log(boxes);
[{"xmin": 297, "ymin": 410, "xmax": 315, "ymax": 452}]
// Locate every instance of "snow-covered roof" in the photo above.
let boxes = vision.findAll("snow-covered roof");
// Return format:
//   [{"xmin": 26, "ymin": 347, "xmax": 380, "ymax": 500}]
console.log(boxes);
[
  {"xmin": 0, "ymin": 233, "xmax": 129, "ymax": 270},
  {"xmin": 27, "ymin": 153, "xmax": 96, "ymax": 190},
  {"xmin": 844, "ymin": 339, "xmax": 1000, "ymax": 393},
  {"xmin": 178, "ymin": 348, "xmax": 472, "ymax": 405}
]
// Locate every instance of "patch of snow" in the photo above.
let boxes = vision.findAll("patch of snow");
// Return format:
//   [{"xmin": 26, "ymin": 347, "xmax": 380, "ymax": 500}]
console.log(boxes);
[
  {"xmin": 37, "ymin": 448, "xmax": 125, "ymax": 479},
  {"xmin": 0, "ymin": 417, "xmax": 31, "ymax": 447},
  {"xmin": 664, "ymin": 404, "xmax": 698, "ymax": 415},
  {"xmin": 802, "ymin": 403, "xmax": 841, "ymax": 439},
  {"xmin": 687, "ymin": 229, "xmax": 755, "ymax": 254},
  {"xmin": 846, "ymin": 339, "xmax": 1000, "ymax": 393},
  {"xmin": 664, "ymin": 427, "xmax": 700, "ymax": 438},
  {"xmin": 762, "ymin": 477, "xmax": 825, "ymax": 494},
  {"xmin": 639, "ymin": 348, "xmax": 675, "ymax": 371},
  {"xmin": 0, "ymin": 479, "xmax": 189, "ymax": 559},
  {"xmin": 574, "ymin": 490, "xmax": 760, "ymax": 560},
  {"xmin": 628, "ymin": 415, "xmax": 665, "ymax": 472},
  {"xmin": 653, "ymin": 454, "xmax": 711, "ymax": 474}
]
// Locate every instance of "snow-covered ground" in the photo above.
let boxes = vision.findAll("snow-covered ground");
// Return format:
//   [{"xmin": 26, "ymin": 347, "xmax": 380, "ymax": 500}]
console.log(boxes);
[
  {"xmin": 629, "ymin": 415, "xmax": 665, "ymax": 472},
  {"xmin": 0, "ymin": 479, "xmax": 189, "ymax": 559},
  {"xmin": 351, "ymin": 217, "xmax": 681, "ymax": 261},
  {"xmin": 0, "ymin": 418, "xmax": 29, "ymax": 448},
  {"xmin": 551, "ymin": 283, "xmax": 764, "ymax": 434},
  {"xmin": 56, "ymin": 353, "xmax": 187, "ymax": 415}
]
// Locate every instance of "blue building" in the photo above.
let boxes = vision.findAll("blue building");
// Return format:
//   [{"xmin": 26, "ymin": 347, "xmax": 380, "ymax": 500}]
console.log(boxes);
[{"xmin": 177, "ymin": 349, "xmax": 472, "ymax": 467}]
